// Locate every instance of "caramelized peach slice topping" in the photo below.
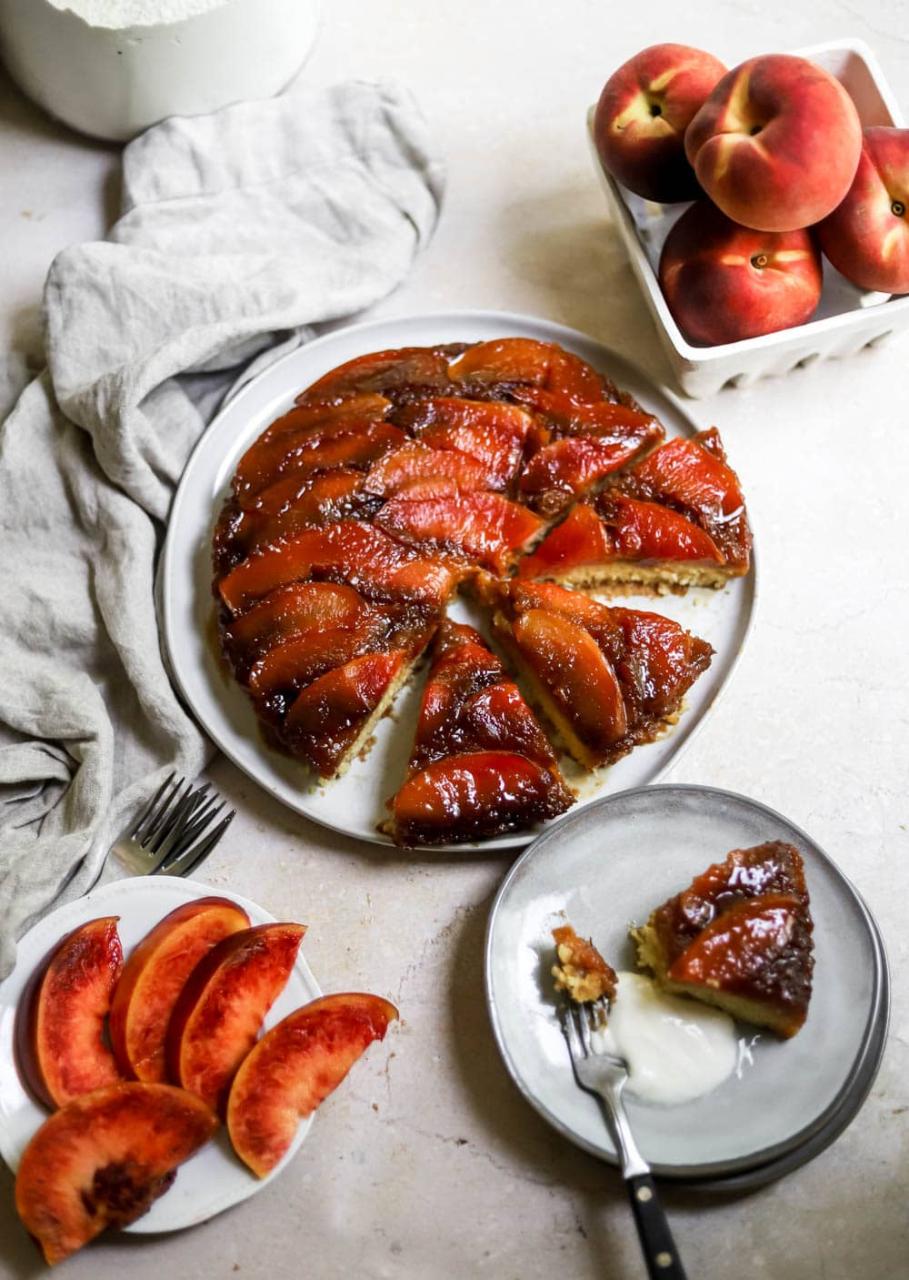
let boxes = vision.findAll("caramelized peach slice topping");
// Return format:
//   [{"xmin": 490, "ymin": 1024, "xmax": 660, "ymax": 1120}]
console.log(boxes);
[
  {"xmin": 245, "ymin": 616, "xmax": 388, "ymax": 700},
  {"xmin": 391, "ymin": 750, "xmax": 571, "ymax": 845},
  {"xmin": 296, "ymin": 346, "xmax": 462, "ymax": 403},
  {"xmin": 218, "ymin": 521, "xmax": 459, "ymax": 614},
  {"xmin": 254, "ymin": 394, "xmax": 390, "ymax": 445},
  {"xmin": 232, "ymin": 420, "xmax": 403, "ymax": 502},
  {"xmin": 519, "ymin": 436, "xmax": 651, "ymax": 513},
  {"xmin": 283, "ymin": 651, "xmax": 408, "ymax": 777},
  {"xmin": 517, "ymin": 502, "xmax": 613, "ymax": 580},
  {"xmin": 15, "ymin": 1082, "xmax": 218, "ymax": 1265},
  {"xmin": 446, "ymin": 338, "xmax": 605, "ymax": 397},
  {"xmin": 363, "ymin": 441, "xmax": 493, "ymax": 496},
  {"xmin": 166, "ymin": 923, "xmax": 306, "ymax": 1111},
  {"xmin": 633, "ymin": 429, "xmax": 744, "ymax": 519},
  {"xmin": 666, "ymin": 894, "xmax": 811, "ymax": 1038},
  {"xmin": 227, "ymin": 994, "xmax": 397, "ymax": 1177},
  {"xmin": 15, "ymin": 917, "xmax": 124, "ymax": 1110},
  {"xmin": 596, "ymin": 494, "xmax": 725, "ymax": 562},
  {"xmin": 109, "ymin": 898, "xmax": 250, "ymax": 1084},
  {"xmin": 375, "ymin": 489, "xmax": 543, "ymax": 574},
  {"xmin": 223, "ymin": 581, "xmax": 367, "ymax": 667},
  {"xmin": 512, "ymin": 608, "xmax": 628, "ymax": 752},
  {"xmin": 396, "ymin": 396, "xmax": 532, "ymax": 489},
  {"xmin": 610, "ymin": 607, "xmax": 714, "ymax": 717}
]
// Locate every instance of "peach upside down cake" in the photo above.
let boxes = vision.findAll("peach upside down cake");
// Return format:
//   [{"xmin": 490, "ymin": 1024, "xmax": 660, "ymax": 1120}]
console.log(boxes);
[{"xmin": 211, "ymin": 338, "xmax": 752, "ymax": 845}]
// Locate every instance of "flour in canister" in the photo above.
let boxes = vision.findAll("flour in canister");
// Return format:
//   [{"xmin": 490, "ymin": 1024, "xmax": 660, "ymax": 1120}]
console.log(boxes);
[{"xmin": 47, "ymin": 0, "xmax": 230, "ymax": 27}]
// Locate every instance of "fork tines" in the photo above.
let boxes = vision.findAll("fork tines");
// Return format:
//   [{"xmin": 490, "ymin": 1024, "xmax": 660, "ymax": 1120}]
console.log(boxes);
[{"xmin": 130, "ymin": 772, "xmax": 235, "ymax": 876}]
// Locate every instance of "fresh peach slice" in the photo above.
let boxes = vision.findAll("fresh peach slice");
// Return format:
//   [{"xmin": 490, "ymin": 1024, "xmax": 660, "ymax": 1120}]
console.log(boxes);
[
  {"xmin": 15, "ymin": 917, "xmax": 124, "ymax": 1110},
  {"xmin": 296, "ymin": 345, "xmax": 462, "ymax": 403},
  {"xmin": 232, "ymin": 420, "xmax": 404, "ymax": 502},
  {"xmin": 283, "ymin": 650, "xmax": 409, "ymax": 777},
  {"xmin": 363, "ymin": 441, "xmax": 494, "ymax": 496},
  {"xmin": 375, "ymin": 489, "xmax": 543, "ymax": 574},
  {"xmin": 166, "ymin": 923, "xmax": 306, "ymax": 1111},
  {"xmin": 596, "ymin": 494, "xmax": 725, "ymax": 563},
  {"xmin": 109, "ymin": 899, "xmax": 250, "ymax": 1084},
  {"xmin": 391, "ymin": 750, "xmax": 571, "ymax": 845},
  {"xmin": 218, "ymin": 521, "xmax": 460, "ymax": 614},
  {"xmin": 519, "ymin": 436, "xmax": 651, "ymax": 514},
  {"xmin": 511, "ymin": 608, "xmax": 628, "ymax": 756},
  {"xmin": 226, "ymin": 993, "xmax": 398, "ymax": 1177},
  {"xmin": 517, "ymin": 502, "xmax": 613, "ymax": 580},
  {"xmin": 223, "ymin": 581, "xmax": 367, "ymax": 668},
  {"xmin": 15, "ymin": 1082, "xmax": 218, "ymax": 1265}
]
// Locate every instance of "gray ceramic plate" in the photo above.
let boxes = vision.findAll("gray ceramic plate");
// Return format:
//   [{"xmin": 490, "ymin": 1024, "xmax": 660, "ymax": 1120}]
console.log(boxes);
[{"xmin": 485, "ymin": 785, "xmax": 887, "ymax": 1183}]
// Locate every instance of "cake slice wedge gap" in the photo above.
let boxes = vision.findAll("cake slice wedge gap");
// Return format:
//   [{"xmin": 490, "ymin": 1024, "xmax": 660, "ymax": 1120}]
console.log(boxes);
[
  {"xmin": 488, "ymin": 580, "xmax": 713, "ymax": 769},
  {"xmin": 386, "ymin": 620, "xmax": 573, "ymax": 845},
  {"xmin": 632, "ymin": 842, "xmax": 814, "ymax": 1038}
]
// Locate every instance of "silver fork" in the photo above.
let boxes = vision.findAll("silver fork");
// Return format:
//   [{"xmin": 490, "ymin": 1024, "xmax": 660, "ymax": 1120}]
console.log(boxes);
[
  {"xmin": 562, "ymin": 1000, "xmax": 688, "ymax": 1280},
  {"xmin": 111, "ymin": 773, "xmax": 235, "ymax": 877}
]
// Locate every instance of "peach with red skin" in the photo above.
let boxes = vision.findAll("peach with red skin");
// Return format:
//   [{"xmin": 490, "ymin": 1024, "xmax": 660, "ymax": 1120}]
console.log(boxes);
[
  {"xmin": 15, "ymin": 916, "xmax": 124, "ymax": 1110},
  {"xmin": 109, "ymin": 897, "xmax": 250, "ymax": 1084},
  {"xmin": 685, "ymin": 54, "xmax": 862, "ymax": 232},
  {"xmin": 15, "ymin": 1082, "xmax": 217, "ymax": 1265},
  {"xmin": 817, "ymin": 127, "xmax": 909, "ymax": 294},
  {"xmin": 166, "ymin": 922, "xmax": 306, "ymax": 1111},
  {"xmin": 594, "ymin": 43, "xmax": 727, "ymax": 202},
  {"xmin": 659, "ymin": 201, "xmax": 822, "ymax": 345},
  {"xmin": 227, "ymin": 993, "xmax": 398, "ymax": 1177}
]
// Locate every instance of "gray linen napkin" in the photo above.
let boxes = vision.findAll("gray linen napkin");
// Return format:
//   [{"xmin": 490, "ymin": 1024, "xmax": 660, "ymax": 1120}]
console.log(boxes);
[{"xmin": 0, "ymin": 79, "xmax": 443, "ymax": 977}]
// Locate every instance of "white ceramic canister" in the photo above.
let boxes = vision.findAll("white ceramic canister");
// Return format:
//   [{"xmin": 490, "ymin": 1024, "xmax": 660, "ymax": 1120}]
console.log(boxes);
[{"xmin": 0, "ymin": 0, "xmax": 321, "ymax": 142}]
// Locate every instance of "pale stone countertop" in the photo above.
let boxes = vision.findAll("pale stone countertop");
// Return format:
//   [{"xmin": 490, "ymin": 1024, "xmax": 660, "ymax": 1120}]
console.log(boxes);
[{"xmin": 1, "ymin": 3, "xmax": 907, "ymax": 1278}]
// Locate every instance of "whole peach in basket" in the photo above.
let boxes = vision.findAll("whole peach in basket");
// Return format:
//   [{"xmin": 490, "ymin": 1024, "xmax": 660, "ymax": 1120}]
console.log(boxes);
[
  {"xmin": 818, "ymin": 127, "xmax": 909, "ymax": 294},
  {"xmin": 593, "ymin": 43, "xmax": 727, "ymax": 203},
  {"xmin": 685, "ymin": 54, "xmax": 862, "ymax": 232},
  {"xmin": 659, "ymin": 201, "xmax": 823, "ymax": 345}
]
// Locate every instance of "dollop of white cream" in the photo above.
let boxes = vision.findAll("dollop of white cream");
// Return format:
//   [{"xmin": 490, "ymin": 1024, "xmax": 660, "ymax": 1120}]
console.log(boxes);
[{"xmin": 594, "ymin": 972, "xmax": 739, "ymax": 1106}]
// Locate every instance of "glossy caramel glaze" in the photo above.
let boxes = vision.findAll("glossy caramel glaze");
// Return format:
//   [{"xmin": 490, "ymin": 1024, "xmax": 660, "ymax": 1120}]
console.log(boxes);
[
  {"xmin": 494, "ymin": 579, "xmax": 713, "ymax": 767},
  {"xmin": 388, "ymin": 621, "xmax": 572, "ymax": 844},
  {"xmin": 639, "ymin": 842, "xmax": 814, "ymax": 1038},
  {"xmin": 609, "ymin": 428, "xmax": 752, "ymax": 571},
  {"xmin": 212, "ymin": 341, "xmax": 735, "ymax": 807},
  {"xmin": 391, "ymin": 751, "xmax": 571, "ymax": 846}
]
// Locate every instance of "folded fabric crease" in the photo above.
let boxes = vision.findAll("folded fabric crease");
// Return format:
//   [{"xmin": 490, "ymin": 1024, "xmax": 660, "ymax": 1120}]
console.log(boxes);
[{"xmin": 0, "ymin": 78, "xmax": 443, "ymax": 977}]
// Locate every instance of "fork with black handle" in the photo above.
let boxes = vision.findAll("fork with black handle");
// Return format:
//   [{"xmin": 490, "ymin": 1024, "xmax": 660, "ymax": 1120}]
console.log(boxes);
[{"xmin": 561, "ymin": 1000, "xmax": 688, "ymax": 1280}]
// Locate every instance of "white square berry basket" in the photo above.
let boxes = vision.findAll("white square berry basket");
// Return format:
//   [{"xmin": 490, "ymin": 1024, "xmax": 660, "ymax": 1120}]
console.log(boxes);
[{"xmin": 588, "ymin": 38, "xmax": 908, "ymax": 397}]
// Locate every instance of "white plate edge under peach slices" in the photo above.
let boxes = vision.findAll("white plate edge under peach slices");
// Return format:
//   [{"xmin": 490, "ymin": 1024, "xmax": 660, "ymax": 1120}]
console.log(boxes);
[
  {"xmin": 0, "ymin": 876, "xmax": 321, "ymax": 1233},
  {"xmin": 159, "ymin": 309, "xmax": 759, "ymax": 853}
]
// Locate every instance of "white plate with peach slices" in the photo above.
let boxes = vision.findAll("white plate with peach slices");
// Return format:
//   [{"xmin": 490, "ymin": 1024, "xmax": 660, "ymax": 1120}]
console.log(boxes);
[{"xmin": 0, "ymin": 877, "xmax": 398, "ymax": 1265}]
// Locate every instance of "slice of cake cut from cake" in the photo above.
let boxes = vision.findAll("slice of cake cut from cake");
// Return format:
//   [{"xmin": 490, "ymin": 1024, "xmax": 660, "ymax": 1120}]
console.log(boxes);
[
  {"xmin": 488, "ymin": 580, "xmax": 713, "ymax": 769},
  {"xmin": 632, "ymin": 842, "xmax": 814, "ymax": 1038},
  {"xmin": 387, "ymin": 620, "xmax": 573, "ymax": 845},
  {"xmin": 551, "ymin": 924, "xmax": 618, "ymax": 1004},
  {"xmin": 517, "ymin": 428, "xmax": 751, "ymax": 591}
]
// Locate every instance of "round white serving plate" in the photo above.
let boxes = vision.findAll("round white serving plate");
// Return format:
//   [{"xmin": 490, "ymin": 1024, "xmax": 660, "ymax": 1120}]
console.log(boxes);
[
  {"xmin": 485, "ymin": 784, "xmax": 888, "ymax": 1185},
  {"xmin": 161, "ymin": 310, "xmax": 757, "ymax": 852},
  {"xmin": 0, "ymin": 877, "xmax": 320, "ymax": 1232}
]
